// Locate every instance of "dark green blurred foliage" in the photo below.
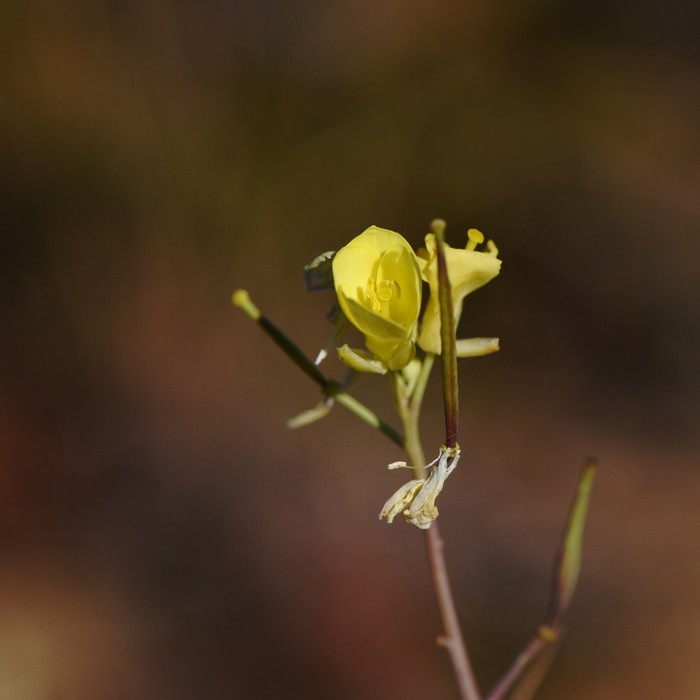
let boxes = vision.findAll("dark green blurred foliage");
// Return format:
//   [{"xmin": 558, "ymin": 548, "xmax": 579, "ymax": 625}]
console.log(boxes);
[{"xmin": 2, "ymin": 1, "xmax": 699, "ymax": 698}]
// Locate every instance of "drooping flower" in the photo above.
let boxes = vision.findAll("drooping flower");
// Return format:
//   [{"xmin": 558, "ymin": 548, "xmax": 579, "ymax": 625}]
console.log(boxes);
[
  {"xmin": 332, "ymin": 226, "xmax": 422, "ymax": 373},
  {"xmin": 379, "ymin": 447, "xmax": 461, "ymax": 529},
  {"xmin": 417, "ymin": 229, "xmax": 502, "ymax": 356}
]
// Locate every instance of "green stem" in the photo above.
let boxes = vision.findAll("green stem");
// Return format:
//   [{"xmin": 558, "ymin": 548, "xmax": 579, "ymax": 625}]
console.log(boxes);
[
  {"xmin": 328, "ymin": 383, "xmax": 403, "ymax": 447},
  {"xmin": 233, "ymin": 289, "xmax": 403, "ymax": 446},
  {"xmin": 391, "ymin": 363, "xmax": 430, "ymax": 477},
  {"xmin": 411, "ymin": 352, "xmax": 435, "ymax": 415}
]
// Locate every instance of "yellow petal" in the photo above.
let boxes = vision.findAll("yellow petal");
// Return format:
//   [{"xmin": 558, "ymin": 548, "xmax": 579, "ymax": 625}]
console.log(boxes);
[
  {"xmin": 365, "ymin": 336, "xmax": 415, "ymax": 370},
  {"xmin": 332, "ymin": 226, "xmax": 422, "ymax": 371},
  {"xmin": 373, "ymin": 244, "xmax": 422, "ymax": 329},
  {"xmin": 417, "ymin": 232, "xmax": 502, "ymax": 354},
  {"xmin": 338, "ymin": 290, "xmax": 409, "ymax": 340}
]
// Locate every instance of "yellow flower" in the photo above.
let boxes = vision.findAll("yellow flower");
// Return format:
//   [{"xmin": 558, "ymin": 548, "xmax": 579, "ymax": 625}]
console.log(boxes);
[
  {"xmin": 333, "ymin": 226, "xmax": 422, "ymax": 373},
  {"xmin": 417, "ymin": 229, "xmax": 502, "ymax": 356}
]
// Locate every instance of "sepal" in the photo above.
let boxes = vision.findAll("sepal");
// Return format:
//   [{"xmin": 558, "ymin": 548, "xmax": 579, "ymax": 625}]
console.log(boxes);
[
  {"xmin": 287, "ymin": 398, "xmax": 334, "ymax": 429},
  {"xmin": 337, "ymin": 345, "xmax": 388, "ymax": 374},
  {"xmin": 455, "ymin": 337, "xmax": 500, "ymax": 357},
  {"xmin": 303, "ymin": 251, "xmax": 336, "ymax": 291}
]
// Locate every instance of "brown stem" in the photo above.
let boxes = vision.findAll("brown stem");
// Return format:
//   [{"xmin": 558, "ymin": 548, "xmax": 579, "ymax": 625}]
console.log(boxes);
[
  {"xmin": 425, "ymin": 523, "xmax": 482, "ymax": 700},
  {"xmin": 397, "ymin": 355, "xmax": 481, "ymax": 700},
  {"xmin": 429, "ymin": 218, "xmax": 480, "ymax": 699},
  {"xmin": 486, "ymin": 458, "xmax": 598, "ymax": 700},
  {"xmin": 485, "ymin": 632, "xmax": 554, "ymax": 700},
  {"xmin": 432, "ymin": 219, "xmax": 459, "ymax": 449}
]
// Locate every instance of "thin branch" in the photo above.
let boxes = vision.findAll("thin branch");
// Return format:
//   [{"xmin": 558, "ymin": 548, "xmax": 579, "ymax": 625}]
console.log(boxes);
[
  {"xmin": 233, "ymin": 289, "xmax": 403, "ymax": 446},
  {"xmin": 425, "ymin": 522, "xmax": 482, "ymax": 700},
  {"xmin": 410, "ymin": 351, "xmax": 435, "ymax": 416},
  {"xmin": 328, "ymin": 382, "xmax": 403, "ymax": 447},
  {"xmin": 486, "ymin": 458, "xmax": 598, "ymax": 700}
]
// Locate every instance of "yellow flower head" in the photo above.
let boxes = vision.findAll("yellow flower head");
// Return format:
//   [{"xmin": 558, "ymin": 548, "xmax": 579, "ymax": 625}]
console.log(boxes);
[
  {"xmin": 333, "ymin": 226, "xmax": 422, "ymax": 373},
  {"xmin": 417, "ymin": 229, "xmax": 502, "ymax": 355}
]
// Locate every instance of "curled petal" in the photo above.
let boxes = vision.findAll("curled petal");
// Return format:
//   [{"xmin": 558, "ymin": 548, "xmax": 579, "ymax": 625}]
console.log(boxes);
[
  {"xmin": 417, "ymin": 232, "xmax": 501, "ymax": 355},
  {"xmin": 379, "ymin": 479, "xmax": 425, "ymax": 524}
]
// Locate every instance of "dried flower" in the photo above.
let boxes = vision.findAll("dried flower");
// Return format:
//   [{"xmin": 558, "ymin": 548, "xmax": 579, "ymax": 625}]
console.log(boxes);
[{"xmin": 380, "ymin": 447, "xmax": 461, "ymax": 529}]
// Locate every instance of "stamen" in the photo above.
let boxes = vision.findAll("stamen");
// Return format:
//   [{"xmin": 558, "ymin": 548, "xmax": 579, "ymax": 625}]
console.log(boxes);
[
  {"xmin": 365, "ymin": 278, "xmax": 381, "ymax": 311},
  {"xmin": 377, "ymin": 279, "xmax": 400, "ymax": 301},
  {"xmin": 466, "ymin": 228, "xmax": 484, "ymax": 251},
  {"xmin": 366, "ymin": 278, "xmax": 400, "ymax": 313}
]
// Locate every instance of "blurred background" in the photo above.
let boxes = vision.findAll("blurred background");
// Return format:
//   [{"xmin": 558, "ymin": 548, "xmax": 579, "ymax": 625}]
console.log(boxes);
[{"xmin": 2, "ymin": 1, "xmax": 699, "ymax": 698}]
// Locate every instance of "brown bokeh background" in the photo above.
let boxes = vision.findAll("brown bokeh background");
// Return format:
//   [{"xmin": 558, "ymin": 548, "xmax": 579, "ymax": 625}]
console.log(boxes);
[{"xmin": 2, "ymin": 2, "xmax": 699, "ymax": 698}]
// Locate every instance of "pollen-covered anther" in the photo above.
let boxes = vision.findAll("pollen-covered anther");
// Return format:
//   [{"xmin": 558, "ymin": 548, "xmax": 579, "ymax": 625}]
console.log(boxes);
[
  {"xmin": 377, "ymin": 279, "xmax": 400, "ymax": 301},
  {"xmin": 365, "ymin": 277, "xmax": 400, "ymax": 312},
  {"xmin": 466, "ymin": 228, "xmax": 485, "ymax": 251},
  {"xmin": 364, "ymin": 278, "xmax": 380, "ymax": 311}
]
